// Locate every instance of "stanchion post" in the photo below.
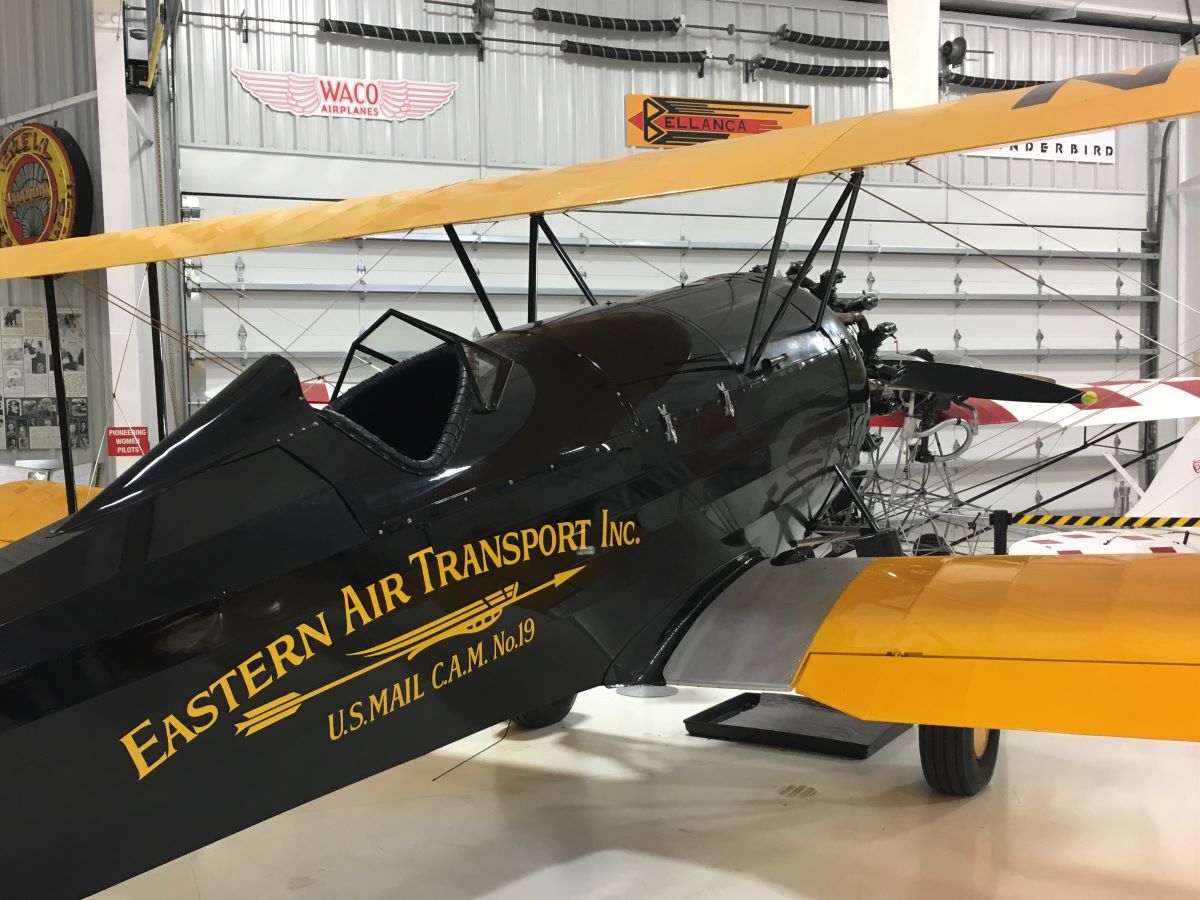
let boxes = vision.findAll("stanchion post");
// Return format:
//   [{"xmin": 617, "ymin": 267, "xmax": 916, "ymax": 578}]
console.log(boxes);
[{"xmin": 991, "ymin": 509, "xmax": 1008, "ymax": 555}]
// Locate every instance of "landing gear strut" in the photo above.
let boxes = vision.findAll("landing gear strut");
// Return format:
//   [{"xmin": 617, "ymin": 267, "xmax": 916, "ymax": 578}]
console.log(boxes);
[{"xmin": 919, "ymin": 725, "xmax": 1000, "ymax": 795}]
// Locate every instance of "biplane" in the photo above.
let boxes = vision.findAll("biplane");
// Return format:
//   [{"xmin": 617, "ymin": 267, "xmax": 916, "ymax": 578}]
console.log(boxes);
[
  {"xmin": 1007, "ymin": 415, "xmax": 1200, "ymax": 556},
  {"xmin": 0, "ymin": 57, "xmax": 1199, "ymax": 899},
  {"xmin": 858, "ymin": 368, "xmax": 1200, "ymax": 550}
]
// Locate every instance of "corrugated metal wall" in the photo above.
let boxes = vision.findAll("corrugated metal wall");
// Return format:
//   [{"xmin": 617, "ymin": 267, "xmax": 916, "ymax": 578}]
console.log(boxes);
[
  {"xmin": 0, "ymin": 1, "xmax": 98, "ymax": 115},
  {"xmin": 175, "ymin": 0, "xmax": 1174, "ymax": 191},
  {"xmin": 0, "ymin": 0, "xmax": 106, "ymax": 483},
  {"xmin": 944, "ymin": 16, "xmax": 1176, "ymax": 191},
  {"xmin": 172, "ymin": 0, "xmax": 1182, "ymax": 518},
  {"xmin": 0, "ymin": 0, "xmax": 103, "ymax": 252}
]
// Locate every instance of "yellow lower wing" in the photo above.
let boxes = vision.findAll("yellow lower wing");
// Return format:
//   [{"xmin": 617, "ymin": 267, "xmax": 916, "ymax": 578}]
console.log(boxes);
[
  {"xmin": 794, "ymin": 554, "xmax": 1200, "ymax": 742},
  {"xmin": 0, "ymin": 481, "xmax": 98, "ymax": 546}
]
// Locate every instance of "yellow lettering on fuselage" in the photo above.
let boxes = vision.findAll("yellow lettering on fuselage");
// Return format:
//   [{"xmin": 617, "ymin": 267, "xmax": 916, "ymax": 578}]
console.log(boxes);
[
  {"xmin": 119, "ymin": 611, "xmax": 334, "ymax": 778},
  {"xmin": 407, "ymin": 519, "xmax": 595, "ymax": 591}
]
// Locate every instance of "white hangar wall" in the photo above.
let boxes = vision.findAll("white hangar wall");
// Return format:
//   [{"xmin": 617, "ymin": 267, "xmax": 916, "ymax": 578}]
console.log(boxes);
[{"xmin": 173, "ymin": 0, "xmax": 1182, "ymax": 518}]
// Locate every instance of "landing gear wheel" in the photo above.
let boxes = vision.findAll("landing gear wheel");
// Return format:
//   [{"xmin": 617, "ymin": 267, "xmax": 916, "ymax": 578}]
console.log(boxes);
[
  {"xmin": 919, "ymin": 725, "xmax": 1000, "ymax": 796},
  {"xmin": 512, "ymin": 693, "xmax": 577, "ymax": 729}
]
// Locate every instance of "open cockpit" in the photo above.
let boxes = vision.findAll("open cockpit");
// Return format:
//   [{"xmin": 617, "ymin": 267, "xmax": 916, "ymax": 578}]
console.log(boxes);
[{"xmin": 322, "ymin": 311, "xmax": 511, "ymax": 473}]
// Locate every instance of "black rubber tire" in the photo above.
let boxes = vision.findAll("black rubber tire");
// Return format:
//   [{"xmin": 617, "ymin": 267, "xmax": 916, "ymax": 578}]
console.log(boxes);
[
  {"xmin": 919, "ymin": 725, "xmax": 1000, "ymax": 796},
  {"xmin": 512, "ymin": 693, "xmax": 577, "ymax": 729}
]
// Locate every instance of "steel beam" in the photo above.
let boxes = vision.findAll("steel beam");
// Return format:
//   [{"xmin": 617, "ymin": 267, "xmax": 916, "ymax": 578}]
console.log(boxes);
[
  {"xmin": 193, "ymin": 282, "xmax": 1156, "ymax": 306},
  {"xmin": 356, "ymin": 230, "xmax": 1155, "ymax": 261}
]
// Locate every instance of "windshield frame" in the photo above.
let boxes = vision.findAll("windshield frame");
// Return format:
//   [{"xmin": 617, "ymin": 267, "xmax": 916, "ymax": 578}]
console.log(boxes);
[{"xmin": 330, "ymin": 309, "xmax": 512, "ymax": 412}]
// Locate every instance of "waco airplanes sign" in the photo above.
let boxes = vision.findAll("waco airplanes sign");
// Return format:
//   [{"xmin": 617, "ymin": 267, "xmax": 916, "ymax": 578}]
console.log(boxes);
[
  {"xmin": 233, "ymin": 67, "xmax": 456, "ymax": 122},
  {"xmin": 625, "ymin": 94, "xmax": 812, "ymax": 148}
]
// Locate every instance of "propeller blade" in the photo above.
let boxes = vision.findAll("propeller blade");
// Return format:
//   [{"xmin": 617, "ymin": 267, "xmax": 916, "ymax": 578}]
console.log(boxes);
[{"xmin": 890, "ymin": 361, "xmax": 1097, "ymax": 405}]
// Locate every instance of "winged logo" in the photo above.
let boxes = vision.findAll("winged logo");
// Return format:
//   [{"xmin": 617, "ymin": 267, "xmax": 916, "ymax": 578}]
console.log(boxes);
[{"xmin": 231, "ymin": 67, "xmax": 456, "ymax": 122}]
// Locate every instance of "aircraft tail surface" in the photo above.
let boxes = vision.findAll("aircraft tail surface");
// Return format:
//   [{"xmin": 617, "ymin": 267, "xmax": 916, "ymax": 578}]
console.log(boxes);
[{"xmin": 1128, "ymin": 419, "xmax": 1200, "ymax": 518}]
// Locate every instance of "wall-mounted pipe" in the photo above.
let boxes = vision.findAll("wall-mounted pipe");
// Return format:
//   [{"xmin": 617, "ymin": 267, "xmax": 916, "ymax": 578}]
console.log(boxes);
[
  {"xmin": 532, "ymin": 8, "xmax": 681, "ymax": 35},
  {"xmin": 943, "ymin": 71, "xmax": 1045, "ymax": 90},
  {"xmin": 560, "ymin": 40, "xmax": 707, "ymax": 76},
  {"xmin": 748, "ymin": 55, "xmax": 889, "ymax": 80},
  {"xmin": 773, "ymin": 26, "xmax": 888, "ymax": 53},
  {"xmin": 318, "ymin": 18, "xmax": 481, "ymax": 47}
]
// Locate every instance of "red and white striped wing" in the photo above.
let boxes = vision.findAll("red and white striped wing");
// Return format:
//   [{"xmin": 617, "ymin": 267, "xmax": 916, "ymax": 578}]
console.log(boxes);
[
  {"xmin": 871, "ymin": 377, "xmax": 1200, "ymax": 429},
  {"xmin": 377, "ymin": 79, "xmax": 457, "ymax": 121},
  {"xmin": 970, "ymin": 378, "xmax": 1200, "ymax": 427},
  {"xmin": 301, "ymin": 381, "xmax": 331, "ymax": 408},
  {"xmin": 232, "ymin": 68, "xmax": 322, "ymax": 116},
  {"xmin": 1010, "ymin": 529, "xmax": 1199, "ymax": 555}
]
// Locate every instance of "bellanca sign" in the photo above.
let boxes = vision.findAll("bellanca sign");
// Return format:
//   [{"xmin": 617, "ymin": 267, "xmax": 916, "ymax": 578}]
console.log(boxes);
[
  {"xmin": 966, "ymin": 128, "xmax": 1116, "ymax": 164},
  {"xmin": 232, "ymin": 67, "xmax": 456, "ymax": 122},
  {"xmin": 625, "ymin": 94, "xmax": 812, "ymax": 149}
]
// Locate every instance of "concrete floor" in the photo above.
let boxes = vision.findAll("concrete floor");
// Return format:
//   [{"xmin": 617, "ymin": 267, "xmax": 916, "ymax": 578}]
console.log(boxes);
[{"xmin": 94, "ymin": 686, "xmax": 1200, "ymax": 900}]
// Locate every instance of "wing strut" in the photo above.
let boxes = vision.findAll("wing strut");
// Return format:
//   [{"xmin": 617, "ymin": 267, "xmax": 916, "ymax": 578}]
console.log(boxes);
[
  {"xmin": 527, "ymin": 217, "xmax": 539, "ymax": 324},
  {"xmin": 535, "ymin": 214, "xmax": 599, "ymax": 308},
  {"xmin": 40, "ymin": 276, "xmax": 77, "ymax": 514},
  {"xmin": 444, "ymin": 225, "xmax": 503, "ymax": 333},
  {"xmin": 743, "ymin": 178, "xmax": 798, "ymax": 375},
  {"xmin": 146, "ymin": 262, "xmax": 170, "ymax": 440},
  {"xmin": 747, "ymin": 170, "xmax": 863, "ymax": 372},
  {"xmin": 814, "ymin": 171, "xmax": 863, "ymax": 323}
]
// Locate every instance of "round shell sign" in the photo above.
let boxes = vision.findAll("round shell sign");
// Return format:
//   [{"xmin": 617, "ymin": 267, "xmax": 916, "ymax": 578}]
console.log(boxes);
[{"xmin": 0, "ymin": 123, "xmax": 93, "ymax": 248}]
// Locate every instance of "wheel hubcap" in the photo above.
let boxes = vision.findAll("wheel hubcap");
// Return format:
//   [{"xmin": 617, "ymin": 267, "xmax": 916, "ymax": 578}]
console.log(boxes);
[{"xmin": 972, "ymin": 727, "xmax": 990, "ymax": 758}]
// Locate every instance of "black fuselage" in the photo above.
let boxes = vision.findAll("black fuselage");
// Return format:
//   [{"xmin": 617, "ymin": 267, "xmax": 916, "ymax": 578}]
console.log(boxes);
[{"xmin": 0, "ymin": 272, "xmax": 867, "ymax": 897}]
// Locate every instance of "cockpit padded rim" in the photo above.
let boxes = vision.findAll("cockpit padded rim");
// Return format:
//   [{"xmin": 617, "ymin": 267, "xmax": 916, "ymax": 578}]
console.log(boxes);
[{"xmin": 321, "ymin": 348, "xmax": 472, "ymax": 474}]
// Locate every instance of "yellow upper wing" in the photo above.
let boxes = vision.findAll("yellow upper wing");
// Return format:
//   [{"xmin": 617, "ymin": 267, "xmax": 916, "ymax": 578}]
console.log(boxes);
[
  {"xmin": 1, "ymin": 58, "xmax": 1198, "ymax": 280},
  {"xmin": 795, "ymin": 553, "xmax": 1200, "ymax": 742}
]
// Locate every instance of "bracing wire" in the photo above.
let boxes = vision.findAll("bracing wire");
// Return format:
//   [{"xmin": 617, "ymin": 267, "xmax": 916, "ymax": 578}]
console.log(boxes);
[
  {"xmin": 841, "ymin": 174, "xmax": 1195, "ymax": 487},
  {"xmin": 283, "ymin": 235, "xmax": 408, "ymax": 353},
  {"xmin": 893, "ymin": 158, "xmax": 1200, "ymax": 481},
  {"xmin": 63, "ymin": 272, "xmax": 242, "ymax": 377},
  {"xmin": 845, "ymin": 163, "xmax": 1199, "ymax": 539},
  {"xmin": 840, "ymin": 174, "xmax": 1189, "ymax": 369},
  {"xmin": 906, "ymin": 160, "xmax": 1197, "ymax": 321},
  {"xmin": 735, "ymin": 176, "xmax": 838, "ymax": 273},
  {"xmin": 300, "ymin": 222, "xmax": 502, "ymax": 383},
  {"xmin": 563, "ymin": 212, "xmax": 678, "ymax": 282},
  {"xmin": 163, "ymin": 261, "xmax": 324, "ymax": 379}
]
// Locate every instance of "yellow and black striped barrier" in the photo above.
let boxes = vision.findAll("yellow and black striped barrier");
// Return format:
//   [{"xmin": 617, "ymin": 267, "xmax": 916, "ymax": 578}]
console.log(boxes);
[{"xmin": 1012, "ymin": 513, "xmax": 1200, "ymax": 528}]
